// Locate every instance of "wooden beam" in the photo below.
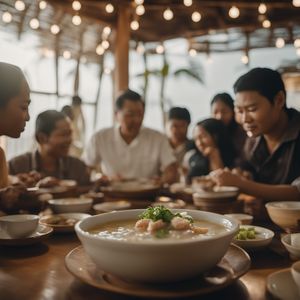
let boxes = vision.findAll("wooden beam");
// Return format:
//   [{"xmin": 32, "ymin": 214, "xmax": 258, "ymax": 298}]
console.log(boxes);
[{"xmin": 114, "ymin": 3, "xmax": 130, "ymax": 96}]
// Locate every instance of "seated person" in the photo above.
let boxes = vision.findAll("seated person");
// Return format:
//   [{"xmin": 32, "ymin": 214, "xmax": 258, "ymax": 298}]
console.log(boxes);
[
  {"xmin": 0, "ymin": 62, "xmax": 32, "ymax": 213},
  {"xmin": 82, "ymin": 89, "xmax": 177, "ymax": 184},
  {"xmin": 210, "ymin": 92, "xmax": 247, "ymax": 164},
  {"xmin": 211, "ymin": 68, "xmax": 300, "ymax": 202},
  {"xmin": 183, "ymin": 118, "xmax": 235, "ymax": 183},
  {"xmin": 9, "ymin": 110, "xmax": 90, "ymax": 186},
  {"xmin": 166, "ymin": 107, "xmax": 193, "ymax": 165}
]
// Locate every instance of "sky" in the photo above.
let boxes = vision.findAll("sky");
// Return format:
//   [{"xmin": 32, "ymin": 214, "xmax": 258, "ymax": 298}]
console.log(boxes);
[{"xmin": 0, "ymin": 31, "xmax": 299, "ymax": 159}]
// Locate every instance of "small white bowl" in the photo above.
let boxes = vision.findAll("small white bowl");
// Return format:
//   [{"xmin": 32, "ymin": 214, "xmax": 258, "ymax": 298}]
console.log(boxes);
[
  {"xmin": 224, "ymin": 214, "xmax": 253, "ymax": 225},
  {"xmin": 281, "ymin": 233, "xmax": 300, "ymax": 260},
  {"xmin": 49, "ymin": 198, "xmax": 93, "ymax": 213},
  {"xmin": 265, "ymin": 201, "xmax": 300, "ymax": 232},
  {"xmin": 233, "ymin": 225, "xmax": 274, "ymax": 250},
  {"xmin": 0, "ymin": 214, "xmax": 39, "ymax": 238},
  {"xmin": 93, "ymin": 201, "xmax": 131, "ymax": 213}
]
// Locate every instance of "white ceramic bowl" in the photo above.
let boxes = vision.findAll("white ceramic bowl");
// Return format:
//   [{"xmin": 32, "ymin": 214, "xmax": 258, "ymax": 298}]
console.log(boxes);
[
  {"xmin": 281, "ymin": 233, "xmax": 300, "ymax": 260},
  {"xmin": 265, "ymin": 201, "xmax": 300, "ymax": 231},
  {"xmin": 224, "ymin": 214, "xmax": 253, "ymax": 225},
  {"xmin": 75, "ymin": 209, "xmax": 239, "ymax": 283},
  {"xmin": 49, "ymin": 198, "xmax": 93, "ymax": 213},
  {"xmin": 0, "ymin": 214, "xmax": 39, "ymax": 238}
]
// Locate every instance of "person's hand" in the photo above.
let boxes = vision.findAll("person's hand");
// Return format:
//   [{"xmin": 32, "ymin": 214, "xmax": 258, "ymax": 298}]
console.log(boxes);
[
  {"xmin": 231, "ymin": 168, "xmax": 253, "ymax": 180},
  {"xmin": 36, "ymin": 176, "xmax": 60, "ymax": 188},
  {"xmin": 210, "ymin": 168, "xmax": 242, "ymax": 188},
  {"xmin": 16, "ymin": 171, "xmax": 42, "ymax": 187}
]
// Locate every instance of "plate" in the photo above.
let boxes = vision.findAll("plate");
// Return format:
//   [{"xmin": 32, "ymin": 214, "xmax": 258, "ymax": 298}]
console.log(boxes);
[
  {"xmin": 65, "ymin": 244, "xmax": 250, "ymax": 298},
  {"xmin": 267, "ymin": 268, "xmax": 300, "ymax": 300},
  {"xmin": 39, "ymin": 213, "xmax": 91, "ymax": 233},
  {"xmin": 93, "ymin": 201, "xmax": 131, "ymax": 213},
  {"xmin": 194, "ymin": 186, "xmax": 239, "ymax": 199},
  {"xmin": 233, "ymin": 225, "xmax": 274, "ymax": 250},
  {"xmin": 0, "ymin": 224, "xmax": 53, "ymax": 246}
]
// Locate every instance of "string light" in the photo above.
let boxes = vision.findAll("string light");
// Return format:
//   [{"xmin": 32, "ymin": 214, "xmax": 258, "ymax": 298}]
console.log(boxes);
[
  {"xmin": 136, "ymin": 5, "xmax": 145, "ymax": 16},
  {"xmin": 130, "ymin": 20, "xmax": 139, "ymax": 30},
  {"xmin": 29, "ymin": 18, "xmax": 40, "ymax": 29},
  {"xmin": 258, "ymin": 3, "xmax": 267, "ymax": 14},
  {"xmin": 228, "ymin": 6, "xmax": 240, "ymax": 19},
  {"xmin": 262, "ymin": 19, "xmax": 271, "ymax": 28},
  {"xmin": 43, "ymin": 48, "xmax": 54, "ymax": 58},
  {"xmin": 191, "ymin": 11, "xmax": 201, "ymax": 22},
  {"xmin": 63, "ymin": 50, "xmax": 71, "ymax": 59},
  {"xmin": 96, "ymin": 44, "xmax": 105, "ymax": 55},
  {"xmin": 105, "ymin": 3, "xmax": 114, "ymax": 13},
  {"xmin": 183, "ymin": 0, "xmax": 193, "ymax": 7},
  {"xmin": 163, "ymin": 8, "xmax": 173, "ymax": 20},
  {"xmin": 189, "ymin": 48, "xmax": 197, "ymax": 57},
  {"xmin": 72, "ymin": 1, "xmax": 81, "ymax": 11},
  {"xmin": 241, "ymin": 55, "xmax": 249, "ymax": 64},
  {"xmin": 39, "ymin": 1, "xmax": 47, "ymax": 10},
  {"xmin": 2, "ymin": 11, "xmax": 12, "ymax": 23},
  {"xmin": 104, "ymin": 67, "xmax": 111, "ymax": 74},
  {"xmin": 50, "ymin": 24, "xmax": 60, "ymax": 34},
  {"xmin": 136, "ymin": 42, "xmax": 145, "ymax": 54},
  {"xmin": 102, "ymin": 26, "xmax": 111, "ymax": 37},
  {"xmin": 275, "ymin": 37, "xmax": 285, "ymax": 48},
  {"xmin": 15, "ymin": 1, "xmax": 25, "ymax": 11},
  {"xmin": 72, "ymin": 15, "xmax": 81, "ymax": 25},
  {"xmin": 156, "ymin": 44, "xmax": 164, "ymax": 54},
  {"xmin": 101, "ymin": 40, "xmax": 110, "ymax": 49},
  {"xmin": 134, "ymin": 0, "xmax": 144, "ymax": 5},
  {"xmin": 294, "ymin": 39, "xmax": 300, "ymax": 48},
  {"xmin": 292, "ymin": 0, "xmax": 300, "ymax": 7},
  {"xmin": 297, "ymin": 48, "xmax": 300, "ymax": 56}
]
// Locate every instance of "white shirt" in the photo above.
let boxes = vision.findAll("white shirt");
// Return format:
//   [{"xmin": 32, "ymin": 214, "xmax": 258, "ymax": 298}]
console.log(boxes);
[{"xmin": 83, "ymin": 126, "xmax": 176, "ymax": 179}]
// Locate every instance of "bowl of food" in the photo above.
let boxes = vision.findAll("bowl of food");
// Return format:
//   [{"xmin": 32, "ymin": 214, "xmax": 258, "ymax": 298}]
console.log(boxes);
[
  {"xmin": 75, "ymin": 206, "xmax": 239, "ymax": 283},
  {"xmin": 39, "ymin": 213, "xmax": 90, "ymax": 233},
  {"xmin": 224, "ymin": 213, "xmax": 253, "ymax": 225},
  {"xmin": 265, "ymin": 201, "xmax": 300, "ymax": 232},
  {"xmin": 48, "ymin": 198, "xmax": 93, "ymax": 213},
  {"xmin": 281, "ymin": 233, "xmax": 300, "ymax": 260}
]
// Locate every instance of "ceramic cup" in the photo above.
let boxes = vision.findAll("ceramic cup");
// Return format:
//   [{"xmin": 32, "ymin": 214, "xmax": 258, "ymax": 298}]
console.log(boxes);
[
  {"xmin": 0, "ymin": 214, "xmax": 39, "ymax": 238},
  {"xmin": 291, "ymin": 261, "xmax": 300, "ymax": 296}
]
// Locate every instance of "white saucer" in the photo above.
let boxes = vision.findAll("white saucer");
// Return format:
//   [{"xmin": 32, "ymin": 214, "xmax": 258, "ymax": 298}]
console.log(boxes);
[
  {"xmin": 233, "ymin": 225, "xmax": 274, "ymax": 250},
  {"xmin": 267, "ymin": 268, "xmax": 300, "ymax": 300},
  {"xmin": 0, "ymin": 224, "xmax": 53, "ymax": 246}
]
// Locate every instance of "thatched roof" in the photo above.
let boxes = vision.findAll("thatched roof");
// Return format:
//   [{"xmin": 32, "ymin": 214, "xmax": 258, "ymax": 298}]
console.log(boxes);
[{"xmin": 1, "ymin": 0, "xmax": 300, "ymax": 62}]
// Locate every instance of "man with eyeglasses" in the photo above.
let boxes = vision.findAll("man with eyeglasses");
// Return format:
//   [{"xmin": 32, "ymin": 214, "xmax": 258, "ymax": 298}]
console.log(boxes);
[{"xmin": 83, "ymin": 89, "xmax": 177, "ymax": 184}]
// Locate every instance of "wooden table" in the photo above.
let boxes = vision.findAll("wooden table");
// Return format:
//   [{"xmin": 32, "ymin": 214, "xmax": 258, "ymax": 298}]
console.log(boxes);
[{"xmin": 0, "ymin": 225, "xmax": 293, "ymax": 300}]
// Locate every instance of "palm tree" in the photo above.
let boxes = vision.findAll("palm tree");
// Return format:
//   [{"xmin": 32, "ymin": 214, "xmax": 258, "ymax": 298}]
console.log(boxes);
[{"xmin": 136, "ymin": 51, "xmax": 204, "ymax": 126}]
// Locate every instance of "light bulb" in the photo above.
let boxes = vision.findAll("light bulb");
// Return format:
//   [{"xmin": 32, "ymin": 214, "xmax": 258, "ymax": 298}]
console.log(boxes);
[
  {"xmin": 134, "ymin": 0, "xmax": 144, "ymax": 5},
  {"xmin": 189, "ymin": 49, "xmax": 197, "ymax": 57},
  {"xmin": 63, "ymin": 50, "xmax": 71, "ymax": 59},
  {"xmin": 262, "ymin": 19, "xmax": 271, "ymax": 28},
  {"xmin": 294, "ymin": 39, "xmax": 300, "ymax": 48},
  {"xmin": 105, "ymin": 3, "xmax": 114, "ymax": 13},
  {"xmin": 241, "ymin": 55, "xmax": 249, "ymax": 64},
  {"xmin": 136, "ymin": 42, "xmax": 145, "ymax": 54},
  {"xmin": 191, "ymin": 11, "xmax": 201, "ymax": 22},
  {"xmin": 72, "ymin": 15, "xmax": 81, "ymax": 25},
  {"xmin": 156, "ymin": 44, "xmax": 164, "ymax": 54},
  {"xmin": 39, "ymin": 1, "xmax": 47, "ymax": 10},
  {"xmin": 2, "ymin": 12, "xmax": 12, "ymax": 23},
  {"xmin": 96, "ymin": 44, "xmax": 105, "ymax": 55},
  {"xmin": 103, "ymin": 26, "xmax": 111, "ymax": 37},
  {"xmin": 104, "ymin": 67, "xmax": 111, "ymax": 74},
  {"xmin": 30, "ymin": 18, "xmax": 39, "ymax": 29},
  {"xmin": 101, "ymin": 40, "xmax": 110, "ymax": 49},
  {"xmin": 163, "ymin": 8, "xmax": 173, "ymax": 20},
  {"xmin": 136, "ymin": 5, "xmax": 145, "ymax": 16},
  {"xmin": 72, "ymin": 1, "xmax": 81, "ymax": 11},
  {"xmin": 184, "ymin": 0, "xmax": 193, "ymax": 7},
  {"xmin": 229, "ymin": 6, "xmax": 240, "ymax": 19},
  {"xmin": 50, "ymin": 24, "xmax": 60, "ymax": 34},
  {"xmin": 275, "ymin": 37, "xmax": 285, "ymax": 48},
  {"xmin": 297, "ymin": 48, "xmax": 300, "ymax": 56},
  {"xmin": 293, "ymin": 0, "xmax": 300, "ymax": 7},
  {"xmin": 258, "ymin": 3, "xmax": 267, "ymax": 14},
  {"xmin": 15, "ymin": 1, "xmax": 25, "ymax": 11},
  {"xmin": 130, "ymin": 20, "xmax": 139, "ymax": 30}
]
